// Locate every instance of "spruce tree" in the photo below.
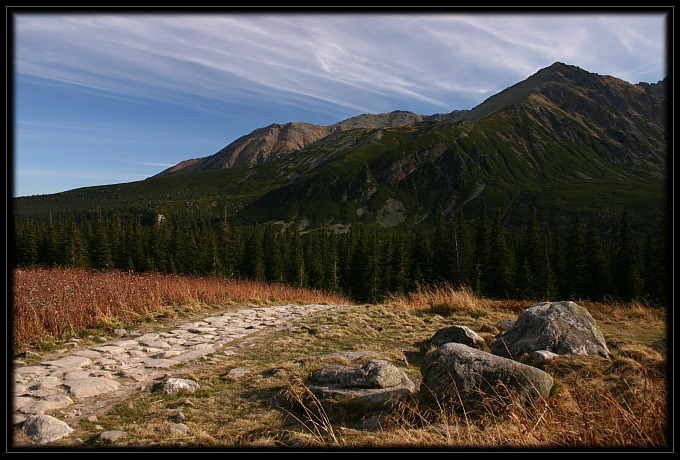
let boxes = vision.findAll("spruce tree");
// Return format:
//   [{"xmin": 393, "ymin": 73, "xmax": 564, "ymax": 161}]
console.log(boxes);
[
  {"xmin": 15, "ymin": 219, "xmax": 39, "ymax": 267},
  {"xmin": 319, "ymin": 224, "xmax": 341, "ymax": 293},
  {"xmin": 59, "ymin": 218, "xmax": 89, "ymax": 269},
  {"xmin": 410, "ymin": 229, "xmax": 433, "ymax": 289},
  {"xmin": 304, "ymin": 230, "xmax": 325, "ymax": 288},
  {"xmin": 563, "ymin": 214, "xmax": 587, "ymax": 299},
  {"xmin": 432, "ymin": 208, "xmax": 452, "ymax": 283},
  {"xmin": 451, "ymin": 209, "xmax": 474, "ymax": 289},
  {"xmin": 263, "ymin": 224, "xmax": 285, "ymax": 284},
  {"xmin": 584, "ymin": 216, "xmax": 612, "ymax": 301},
  {"xmin": 91, "ymin": 216, "xmax": 113, "ymax": 269},
  {"xmin": 244, "ymin": 225, "xmax": 265, "ymax": 282},
  {"xmin": 473, "ymin": 205, "xmax": 491, "ymax": 295},
  {"xmin": 288, "ymin": 228, "xmax": 307, "ymax": 288},
  {"xmin": 386, "ymin": 234, "xmax": 410, "ymax": 294},
  {"xmin": 611, "ymin": 208, "xmax": 641, "ymax": 301},
  {"xmin": 641, "ymin": 233, "xmax": 664, "ymax": 303},
  {"xmin": 127, "ymin": 218, "xmax": 149, "ymax": 272},
  {"xmin": 489, "ymin": 209, "xmax": 515, "ymax": 298}
]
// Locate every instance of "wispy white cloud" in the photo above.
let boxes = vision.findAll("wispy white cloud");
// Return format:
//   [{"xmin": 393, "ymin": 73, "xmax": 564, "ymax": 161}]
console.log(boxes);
[{"xmin": 15, "ymin": 13, "xmax": 665, "ymax": 116}]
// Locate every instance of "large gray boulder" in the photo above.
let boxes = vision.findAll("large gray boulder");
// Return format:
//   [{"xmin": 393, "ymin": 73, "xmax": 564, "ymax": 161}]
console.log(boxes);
[
  {"xmin": 490, "ymin": 301, "xmax": 610, "ymax": 360},
  {"xmin": 421, "ymin": 343, "xmax": 553, "ymax": 411}
]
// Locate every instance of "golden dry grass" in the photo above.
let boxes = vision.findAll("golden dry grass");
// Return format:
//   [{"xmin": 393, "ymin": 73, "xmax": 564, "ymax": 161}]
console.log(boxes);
[
  {"xmin": 10, "ymin": 268, "xmax": 669, "ymax": 451},
  {"xmin": 11, "ymin": 267, "xmax": 353, "ymax": 352}
]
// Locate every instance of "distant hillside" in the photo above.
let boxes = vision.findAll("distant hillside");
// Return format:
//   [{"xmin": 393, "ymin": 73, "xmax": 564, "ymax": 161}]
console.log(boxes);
[
  {"xmin": 153, "ymin": 110, "xmax": 467, "ymax": 177},
  {"xmin": 14, "ymin": 62, "xmax": 668, "ymax": 235}
]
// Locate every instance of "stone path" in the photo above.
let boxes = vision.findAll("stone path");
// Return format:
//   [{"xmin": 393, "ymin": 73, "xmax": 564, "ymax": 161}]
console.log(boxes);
[{"xmin": 11, "ymin": 303, "xmax": 343, "ymax": 446}]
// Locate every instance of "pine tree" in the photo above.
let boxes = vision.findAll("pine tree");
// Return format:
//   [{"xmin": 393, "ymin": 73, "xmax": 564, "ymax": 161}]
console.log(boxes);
[
  {"xmin": 410, "ymin": 229, "xmax": 433, "ymax": 289},
  {"xmin": 107, "ymin": 214, "xmax": 126, "ymax": 269},
  {"xmin": 91, "ymin": 216, "xmax": 113, "ymax": 269},
  {"xmin": 611, "ymin": 208, "xmax": 642, "ymax": 301},
  {"xmin": 15, "ymin": 219, "xmax": 39, "ymax": 267},
  {"xmin": 127, "ymin": 218, "xmax": 148, "ymax": 272},
  {"xmin": 562, "ymin": 214, "xmax": 587, "ymax": 299},
  {"xmin": 473, "ymin": 205, "xmax": 491, "ymax": 295},
  {"xmin": 386, "ymin": 234, "xmax": 410, "ymax": 294},
  {"xmin": 348, "ymin": 227, "xmax": 370, "ymax": 302},
  {"xmin": 319, "ymin": 224, "xmax": 341, "ymax": 293},
  {"xmin": 641, "ymin": 233, "xmax": 664, "ymax": 303},
  {"xmin": 263, "ymin": 224, "xmax": 285, "ymax": 283},
  {"xmin": 541, "ymin": 225, "xmax": 558, "ymax": 300},
  {"xmin": 219, "ymin": 224, "xmax": 242, "ymax": 279},
  {"xmin": 584, "ymin": 216, "xmax": 612, "ymax": 301},
  {"xmin": 451, "ymin": 209, "xmax": 474, "ymax": 289},
  {"xmin": 244, "ymin": 225, "xmax": 265, "ymax": 281},
  {"xmin": 519, "ymin": 208, "xmax": 547, "ymax": 299},
  {"xmin": 59, "ymin": 218, "xmax": 89, "ymax": 269},
  {"xmin": 489, "ymin": 209, "xmax": 515, "ymax": 298},
  {"xmin": 304, "ymin": 230, "xmax": 325, "ymax": 288},
  {"xmin": 288, "ymin": 228, "xmax": 307, "ymax": 287},
  {"xmin": 38, "ymin": 223, "xmax": 58, "ymax": 267},
  {"xmin": 198, "ymin": 224, "xmax": 222, "ymax": 275},
  {"xmin": 432, "ymin": 208, "xmax": 452, "ymax": 283}
]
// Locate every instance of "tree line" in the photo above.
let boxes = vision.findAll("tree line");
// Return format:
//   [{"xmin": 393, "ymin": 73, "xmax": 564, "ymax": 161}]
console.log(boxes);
[{"xmin": 11, "ymin": 207, "xmax": 668, "ymax": 305}]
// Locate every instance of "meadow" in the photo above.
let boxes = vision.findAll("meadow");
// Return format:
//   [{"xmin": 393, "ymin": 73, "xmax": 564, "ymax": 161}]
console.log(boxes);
[{"xmin": 11, "ymin": 267, "xmax": 669, "ymax": 450}]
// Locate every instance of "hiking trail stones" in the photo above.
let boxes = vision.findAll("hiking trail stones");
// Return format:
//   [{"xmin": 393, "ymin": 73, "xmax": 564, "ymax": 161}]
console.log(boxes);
[{"xmin": 11, "ymin": 303, "xmax": 342, "ymax": 446}]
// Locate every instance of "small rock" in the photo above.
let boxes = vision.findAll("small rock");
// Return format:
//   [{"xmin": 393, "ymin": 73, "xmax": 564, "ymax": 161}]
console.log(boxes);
[
  {"xmin": 160, "ymin": 378, "xmax": 200, "ymax": 394},
  {"xmin": 169, "ymin": 423, "xmax": 189, "ymax": 434},
  {"xmin": 222, "ymin": 367, "xmax": 251, "ymax": 381},
  {"xmin": 99, "ymin": 430, "xmax": 126, "ymax": 443}
]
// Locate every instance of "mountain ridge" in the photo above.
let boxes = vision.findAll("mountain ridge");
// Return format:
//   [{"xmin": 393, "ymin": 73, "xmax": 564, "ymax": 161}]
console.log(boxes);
[
  {"xmin": 154, "ymin": 62, "xmax": 666, "ymax": 182},
  {"xmin": 14, "ymin": 62, "xmax": 668, "ymax": 235},
  {"xmin": 153, "ymin": 109, "xmax": 470, "ymax": 178}
]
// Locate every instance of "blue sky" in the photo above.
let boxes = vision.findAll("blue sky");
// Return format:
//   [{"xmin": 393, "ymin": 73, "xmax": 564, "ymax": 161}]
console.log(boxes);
[{"xmin": 10, "ymin": 8, "xmax": 670, "ymax": 197}]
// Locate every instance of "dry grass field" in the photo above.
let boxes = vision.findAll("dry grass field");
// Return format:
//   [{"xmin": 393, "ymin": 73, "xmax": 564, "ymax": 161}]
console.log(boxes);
[{"xmin": 10, "ymin": 267, "xmax": 670, "ymax": 451}]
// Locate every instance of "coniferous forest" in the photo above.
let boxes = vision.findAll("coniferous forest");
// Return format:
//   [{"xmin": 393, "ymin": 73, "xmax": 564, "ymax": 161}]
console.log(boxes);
[{"xmin": 11, "ymin": 205, "xmax": 668, "ymax": 306}]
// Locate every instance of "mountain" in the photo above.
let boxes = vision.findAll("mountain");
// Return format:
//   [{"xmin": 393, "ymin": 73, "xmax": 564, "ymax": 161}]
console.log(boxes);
[
  {"xmin": 13, "ymin": 62, "xmax": 668, "ymax": 234},
  {"xmin": 153, "ymin": 110, "xmax": 466, "ymax": 177}
]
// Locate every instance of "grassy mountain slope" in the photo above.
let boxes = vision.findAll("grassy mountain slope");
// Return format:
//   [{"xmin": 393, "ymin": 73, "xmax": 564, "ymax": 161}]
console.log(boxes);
[{"xmin": 13, "ymin": 63, "xmax": 668, "ymax": 234}]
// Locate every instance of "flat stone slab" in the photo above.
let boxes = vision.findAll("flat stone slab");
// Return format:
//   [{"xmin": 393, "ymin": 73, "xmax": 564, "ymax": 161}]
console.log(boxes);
[
  {"xmin": 41, "ymin": 356, "xmax": 92, "ymax": 369},
  {"xmin": 91, "ymin": 345, "xmax": 127, "ymax": 355},
  {"xmin": 70, "ymin": 350, "xmax": 102, "ymax": 359},
  {"xmin": 142, "ymin": 358, "xmax": 182, "ymax": 368},
  {"xmin": 14, "ymin": 366, "xmax": 49, "ymax": 377},
  {"xmin": 64, "ymin": 377, "xmax": 121, "ymax": 398},
  {"xmin": 18, "ymin": 394, "xmax": 74, "ymax": 415}
]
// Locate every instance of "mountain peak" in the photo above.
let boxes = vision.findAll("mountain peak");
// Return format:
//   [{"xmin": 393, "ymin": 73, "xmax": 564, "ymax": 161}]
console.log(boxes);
[{"xmin": 154, "ymin": 62, "xmax": 666, "ymax": 179}]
